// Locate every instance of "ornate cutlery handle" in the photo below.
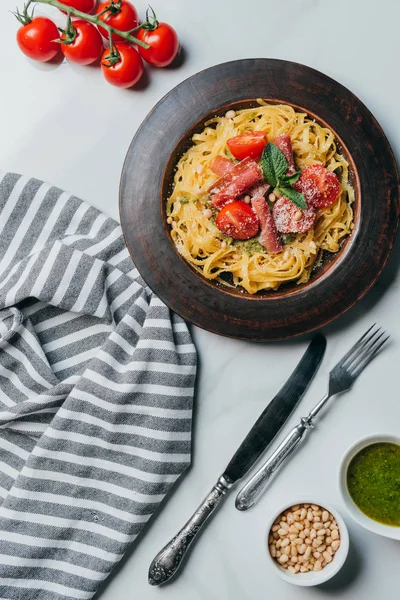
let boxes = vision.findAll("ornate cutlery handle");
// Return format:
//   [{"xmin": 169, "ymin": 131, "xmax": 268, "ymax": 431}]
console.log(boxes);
[
  {"xmin": 148, "ymin": 475, "xmax": 233, "ymax": 586},
  {"xmin": 235, "ymin": 418, "xmax": 313, "ymax": 511}
]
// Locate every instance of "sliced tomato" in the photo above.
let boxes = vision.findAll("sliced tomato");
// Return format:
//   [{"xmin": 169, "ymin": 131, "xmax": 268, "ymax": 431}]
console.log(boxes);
[
  {"xmin": 272, "ymin": 197, "xmax": 316, "ymax": 234},
  {"xmin": 227, "ymin": 131, "xmax": 267, "ymax": 161},
  {"xmin": 209, "ymin": 156, "xmax": 234, "ymax": 177},
  {"xmin": 252, "ymin": 196, "xmax": 282, "ymax": 253},
  {"xmin": 294, "ymin": 164, "xmax": 340, "ymax": 208},
  {"xmin": 215, "ymin": 201, "xmax": 259, "ymax": 240}
]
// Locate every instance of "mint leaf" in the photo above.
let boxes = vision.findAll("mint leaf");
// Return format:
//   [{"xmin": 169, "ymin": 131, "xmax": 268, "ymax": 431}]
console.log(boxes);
[
  {"xmin": 261, "ymin": 143, "xmax": 288, "ymax": 187},
  {"xmin": 279, "ymin": 172, "xmax": 301, "ymax": 186},
  {"xmin": 276, "ymin": 186, "xmax": 307, "ymax": 210}
]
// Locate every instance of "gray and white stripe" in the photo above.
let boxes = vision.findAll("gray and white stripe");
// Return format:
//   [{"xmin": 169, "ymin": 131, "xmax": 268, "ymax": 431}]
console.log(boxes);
[{"xmin": 0, "ymin": 172, "xmax": 197, "ymax": 599}]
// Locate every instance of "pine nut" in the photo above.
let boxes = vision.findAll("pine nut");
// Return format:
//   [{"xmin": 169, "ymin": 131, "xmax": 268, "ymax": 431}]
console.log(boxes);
[
  {"xmin": 319, "ymin": 544, "xmax": 326, "ymax": 553},
  {"xmin": 318, "ymin": 529, "xmax": 326, "ymax": 537},
  {"xmin": 281, "ymin": 538, "xmax": 290, "ymax": 548},
  {"xmin": 278, "ymin": 528, "xmax": 287, "ymax": 536},
  {"xmin": 269, "ymin": 193, "xmax": 276, "ymax": 202},
  {"xmin": 278, "ymin": 553, "xmax": 289, "ymax": 564},
  {"xmin": 307, "ymin": 510, "xmax": 313, "ymax": 521},
  {"xmin": 291, "ymin": 556, "xmax": 298, "ymax": 563},
  {"xmin": 311, "ymin": 505, "xmax": 319, "ymax": 510},
  {"xmin": 305, "ymin": 538, "xmax": 312, "ymax": 545},
  {"xmin": 294, "ymin": 564, "xmax": 300, "ymax": 573},
  {"xmin": 289, "ymin": 525, "xmax": 298, "ymax": 534},
  {"xmin": 323, "ymin": 551, "xmax": 332, "ymax": 563},
  {"xmin": 298, "ymin": 544, "xmax": 306, "ymax": 555},
  {"xmin": 167, "ymin": 216, "xmax": 173, "ymax": 224},
  {"xmin": 304, "ymin": 528, "xmax": 310, "ymax": 536},
  {"xmin": 331, "ymin": 540, "xmax": 340, "ymax": 551},
  {"xmin": 294, "ymin": 522, "xmax": 304, "ymax": 531},
  {"xmin": 294, "ymin": 538, "xmax": 302, "ymax": 545},
  {"xmin": 300, "ymin": 508, "xmax": 307, "ymax": 520},
  {"xmin": 289, "ymin": 534, "xmax": 297, "ymax": 541},
  {"xmin": 300, "ymin": 566, "xmax": 307, "ymax": 573},
  {"xmin": 322, "ymin": 511, "xmax": 329, "ymax": 522},
  {"xmin": 243, "ymin": 195, "xmax": 251, "ymax": 204},
  {"xmin": 310, "ymin": 529, "xmax": 317, "ymax": 539},
  {"xmin": 203, "ymin": 208, "xmax": 212, "ymax": 218},
  {"xmin": 304, "ymin": 520, "xmax": 310, "ymax": 529},
  {"xmin": 225, "ymin": 110, "xmax": 236, "ymax": 119},
  {"xmin": 291, "ymin": 546, "xmax": 298, "ymax": 557},
  {"xmin": 276, "ymin": 550, "xmax": 281, "ymax": 558},
  {"xmin": 314, "ymin": 560, "xmax": 322, "ymax": 571},
  {"xmin": 313, "ymin": 551, "xmax": 321, "ymax": 559},
  {"xmin": 299, "ymin": 531, "xmax": 306, "ymax": 540},
  {"xmin": 312, "ymin": 538, "xmax": 322, "ymax": 548},
  {"xmin": 280, "ymin": 521, "xmax": 289, "ymax": 531},
  {"xmin": 325, "ymin": 536, "xmax": 332, "ymax": 545},
  {"xmin": 276, "ymin": 539, "xmax": 282, "ymax": 548},
  {"xmin": 269, "ymin": 544, "xmax": 276, "ymax": 557},
  {"xmin": 314, "ymin": 522, "xmax": 322, "ymax": 530},
  {"xmin": 324, "ymin": 521, "xmax": 331, "ymax": 528},
  {"xmin": 331, "ymin": 528, "xmax": 339, "ymax": 540},
  {"xmin": 268, "ymin": 535, "xmax": 273, "ymax": 544},
  {"xmin": 288, "ymin": 565, "xmax": 297, "ymax": 573},
  {"xmin": 304, "ymin": 546, "xmax": 312, "ymax": 560},
  {"xmin": 273, "ymin": 532, "xmax": 279, "ymax": 539}
]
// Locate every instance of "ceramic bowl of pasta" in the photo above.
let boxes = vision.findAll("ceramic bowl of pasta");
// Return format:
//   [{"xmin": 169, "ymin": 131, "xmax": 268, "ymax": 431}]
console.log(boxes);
[
  {"xmin": 164, "ymin": 100, "xmax": 357, "ymax": 295},
  {"xmin": 120, "ymin": 58, "xmax": 399, "ymax": 340}
]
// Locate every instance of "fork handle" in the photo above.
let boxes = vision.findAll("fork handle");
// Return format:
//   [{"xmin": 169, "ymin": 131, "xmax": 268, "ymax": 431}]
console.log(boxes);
[{"xmin": 235, "ymin": 418, "xmax": 313, "ymax": 511}]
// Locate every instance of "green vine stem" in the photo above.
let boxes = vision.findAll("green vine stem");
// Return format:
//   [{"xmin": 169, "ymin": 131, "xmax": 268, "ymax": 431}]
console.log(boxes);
[{"xmin": 19, "ymin": 0, "xmax": 150, "ymax": 48}]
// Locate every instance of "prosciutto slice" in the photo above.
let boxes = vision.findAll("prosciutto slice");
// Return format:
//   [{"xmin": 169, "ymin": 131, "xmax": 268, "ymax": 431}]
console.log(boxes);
[
  {"xmin": 274, "ymin": 134, "xmax": 296, "ymax": 175},
  {"xmin": 252, "ymin": 196, "xmax": 283, "ymax": 254},
  {"xmin": 209, "ymin": 156, "xmax": 235, "ymax": 177},
  {"xmin": 209, "ymin": 157, "xmax": 262, "ymax": 209},
  {"xmin": 248, "ymin": 181, "xmax": 271, "ymax": 199}
]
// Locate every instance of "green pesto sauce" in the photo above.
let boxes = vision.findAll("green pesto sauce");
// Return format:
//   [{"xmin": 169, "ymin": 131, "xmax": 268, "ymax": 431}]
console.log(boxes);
[
  {"xmin": 233, "ymin": 238, "xmax": 265, "ymax": 253},
  {"xmin": 347, "ymin": 442, "xmax": 400, "ymax": 526}
]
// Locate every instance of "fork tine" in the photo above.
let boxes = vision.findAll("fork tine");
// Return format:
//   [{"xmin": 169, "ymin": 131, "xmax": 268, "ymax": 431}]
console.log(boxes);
[
  {"xmin": 337, "ymin": 323, "xmax": 378, "ymax": 368},
  {"xmin": 346, "ymin": 329, "xmax": 385, "ymax": 372},
  {"xmin": 351, "ymin": 335, "xmax": 390, "ymax": 378}
]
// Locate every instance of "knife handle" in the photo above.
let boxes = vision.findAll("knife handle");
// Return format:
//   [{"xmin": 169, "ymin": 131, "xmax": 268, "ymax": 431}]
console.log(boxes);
[
  {"xmin": 148, "ymin": 475, "xmax": 233, "ymax": 586},
  {"xmin": 235, "ymin": 418, "xmax": 313, "ymax": 511}
]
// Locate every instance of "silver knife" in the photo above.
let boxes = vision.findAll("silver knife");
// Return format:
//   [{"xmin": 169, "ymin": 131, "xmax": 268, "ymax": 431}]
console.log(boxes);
[{"xmin": 148, "ymin": 334, "xmax": 326, "ymax": 586}]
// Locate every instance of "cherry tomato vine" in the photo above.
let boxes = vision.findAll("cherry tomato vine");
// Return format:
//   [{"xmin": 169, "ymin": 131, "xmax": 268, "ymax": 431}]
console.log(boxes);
[{"xmin": 13, "ymin": 0, "xmax": 180, "ymax": 87}]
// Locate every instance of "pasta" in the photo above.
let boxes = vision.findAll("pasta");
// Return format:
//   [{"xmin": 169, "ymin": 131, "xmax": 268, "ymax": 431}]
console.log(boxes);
[{"xmin": 166, "ymin": 101, "xmax": 355, "ymax": 294}]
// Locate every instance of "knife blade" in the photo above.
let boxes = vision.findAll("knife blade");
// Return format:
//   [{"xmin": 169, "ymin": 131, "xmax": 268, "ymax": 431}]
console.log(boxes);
[{"xmin": 148, "ymin": 334, "xmax": 326, "ymax": 586}]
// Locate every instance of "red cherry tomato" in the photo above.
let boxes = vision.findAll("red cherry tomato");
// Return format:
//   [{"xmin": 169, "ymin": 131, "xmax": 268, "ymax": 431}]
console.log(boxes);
[
  {"xmin": 272, "ymin": 197, "xmax": 316, "ymax": 234},
  {"xmin": 61, "ymin": 20, "xmax": 103, "ymax": 65},
  {"xmin": 101, "ymin": 43, "xmax": 143, "ymax": 88},
  {"xmin": 16, "ymin": 17, "xmax": 60, "ymax": 63},
  {"xmin": 96, "ymin": 1, "xmax": 138, "ymax": 42},
  {"xmin": 227, "ymin": 132, "xmax": 268, "ymax": 162},
  {"xmin": 61, "ymin": 0, "xmax": 97, "ymax": 13},
  {"xmin": 136, "ymin": 22, "xmax": 179, "ymax": 67},
  {"xmin": 294, "ymin": 164, "xmax": 340, "ymax": 208},
  {"xmin": 215, "ymin": 201, "xmax": 259, "ymax": 240}
]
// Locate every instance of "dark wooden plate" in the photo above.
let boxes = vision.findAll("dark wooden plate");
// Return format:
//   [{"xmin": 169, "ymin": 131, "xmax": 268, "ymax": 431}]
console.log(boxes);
[{"xmin": 119, "ymin": 59, "xmax": 400, "ymax": 340}]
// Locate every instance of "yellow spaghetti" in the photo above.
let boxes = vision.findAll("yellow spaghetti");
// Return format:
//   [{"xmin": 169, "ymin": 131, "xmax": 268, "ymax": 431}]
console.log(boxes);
[{"xmin": 167, "ymin": 101, "xmax": 355, "ymax": 294}]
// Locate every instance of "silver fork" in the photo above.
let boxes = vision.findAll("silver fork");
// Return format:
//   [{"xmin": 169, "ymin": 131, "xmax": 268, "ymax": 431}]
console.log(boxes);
[{"xmin": 235, "ymin": 324, "xmax": 389, "ymax": 511}]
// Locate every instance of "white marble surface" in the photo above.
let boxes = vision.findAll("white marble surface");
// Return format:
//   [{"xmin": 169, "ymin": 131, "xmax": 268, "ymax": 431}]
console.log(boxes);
[{"xmin": 2, "ymin": 0, "xmax": 400, "ymax": 598}]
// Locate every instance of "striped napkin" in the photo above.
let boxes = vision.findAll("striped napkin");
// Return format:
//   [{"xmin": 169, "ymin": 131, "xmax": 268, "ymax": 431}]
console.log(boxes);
[{"xmin": 0, "ymin": 172, "xmax": 197, "ymax": 599}]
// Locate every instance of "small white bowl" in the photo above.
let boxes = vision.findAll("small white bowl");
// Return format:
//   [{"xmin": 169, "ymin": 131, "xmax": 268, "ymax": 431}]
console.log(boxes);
[
  {"xmin": 266, "ymin": 499, "xmax": 349, "ymax": 586},
  {"xmin": 339, "ymin": 433, "xmax": 400, "ymax": 540}
]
